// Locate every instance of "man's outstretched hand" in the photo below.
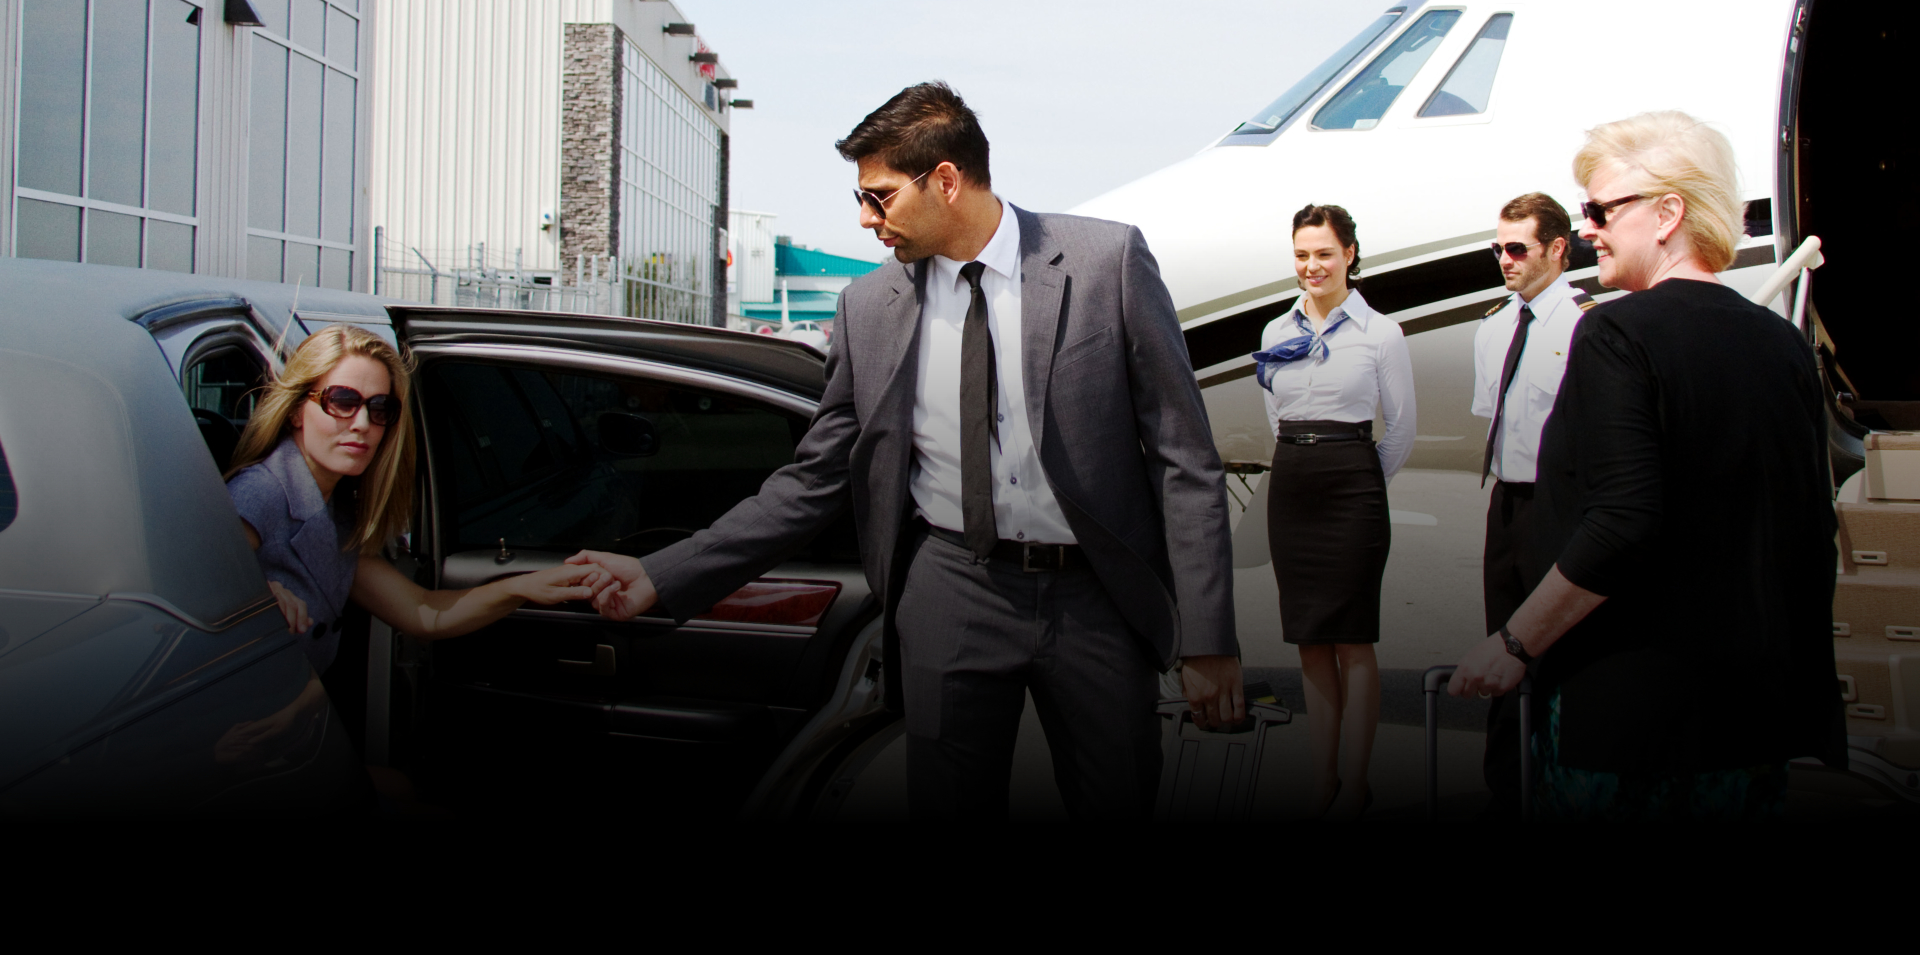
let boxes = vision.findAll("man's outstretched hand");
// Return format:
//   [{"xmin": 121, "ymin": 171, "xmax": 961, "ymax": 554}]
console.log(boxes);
[
  {"xmin": 565, "ymin": 550, "xmax": 658, "ymax": 621},
  {"xmin": 1181, "ymin": 654, "xmax": 1245, "ymax": 731}
]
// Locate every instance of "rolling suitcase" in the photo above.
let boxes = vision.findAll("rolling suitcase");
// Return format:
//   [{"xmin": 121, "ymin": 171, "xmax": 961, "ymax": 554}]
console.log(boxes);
[
  {"xmin": 1424, "ymin": 665, "xmax": 1533, "ymax": 821},
  {"xmin": 1155, "ymin": 681, "xmax": 1291, "ymax": 823}
]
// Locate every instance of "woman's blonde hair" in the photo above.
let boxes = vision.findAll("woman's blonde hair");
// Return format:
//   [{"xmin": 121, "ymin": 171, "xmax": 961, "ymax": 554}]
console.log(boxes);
[
  {"xmin": 228, "ymin": 324, "xmax": 416, "ymax": 555},
  {"xmin": 1572, "ymin": 110, "xmax": 1744, "ymax": 271}
]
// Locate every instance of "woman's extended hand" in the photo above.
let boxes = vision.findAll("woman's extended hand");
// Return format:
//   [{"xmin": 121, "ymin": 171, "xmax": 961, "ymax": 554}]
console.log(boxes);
[
  {"xmin": 501, "ymin": 562, "xmax": 606, "ymax": 606},
  {"xmin": 268, "ymin": 581, "xmax": 310, "ymax": 634},
  {"xmin": 565, "ymin": 550, "xmax": 658, "ymax": 621},
  {"xmin": 1449, "ymin": 633, "xmax": 1526, "ymax": 698}
]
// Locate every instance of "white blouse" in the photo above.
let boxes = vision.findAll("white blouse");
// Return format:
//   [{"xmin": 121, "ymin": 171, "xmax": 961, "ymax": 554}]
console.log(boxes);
[{"xmin": 1257, "ymin": 289, "xmax": 1417, "ymax": 482}]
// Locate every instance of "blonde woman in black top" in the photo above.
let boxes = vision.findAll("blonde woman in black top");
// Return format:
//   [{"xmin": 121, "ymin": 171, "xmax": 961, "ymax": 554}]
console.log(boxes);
[{"xmin": 1447, "ymin": 112, "xmax": 1842, "ymax": 819}]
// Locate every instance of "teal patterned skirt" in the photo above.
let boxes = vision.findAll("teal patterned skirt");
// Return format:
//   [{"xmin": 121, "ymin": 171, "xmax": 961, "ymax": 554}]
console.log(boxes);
[{"xmin": 1535, "ymin": 690, "xmax": 1789, "ymax": 821}]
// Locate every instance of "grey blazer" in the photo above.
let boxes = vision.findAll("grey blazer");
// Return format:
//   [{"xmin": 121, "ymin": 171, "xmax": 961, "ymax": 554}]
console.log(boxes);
[
  {"xmin": 641, "ymin": 206, "xmax": 1236, "ymax": 704},
  {"xmin": 227, "ymin": 436, "xmax": 359, "ymax": 673}
]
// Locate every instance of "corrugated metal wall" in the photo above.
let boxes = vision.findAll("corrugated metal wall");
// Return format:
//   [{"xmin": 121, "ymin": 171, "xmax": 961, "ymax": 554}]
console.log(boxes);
[
  {"xmin": 371, "ymin": 0, "xmax": 564, "ymax": 274},
  {"xmin": 370, "ymin": 0, "xmax": 732, "ymax": 278}
]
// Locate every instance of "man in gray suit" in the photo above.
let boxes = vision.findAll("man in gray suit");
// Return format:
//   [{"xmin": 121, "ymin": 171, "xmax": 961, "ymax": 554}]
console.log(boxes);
[{"xmin": 572, "ymin": 83, "xmax": 1240, "ymax": 820}]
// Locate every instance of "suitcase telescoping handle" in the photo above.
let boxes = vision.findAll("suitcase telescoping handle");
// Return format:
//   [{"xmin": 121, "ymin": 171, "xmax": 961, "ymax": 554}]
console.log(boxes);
[{"xmin": 1423, "ymin": 666, "xmax": 1533, "ymax": 822}]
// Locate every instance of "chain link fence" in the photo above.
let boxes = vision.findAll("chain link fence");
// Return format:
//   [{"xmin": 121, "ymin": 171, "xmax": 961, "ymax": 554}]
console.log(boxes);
[{"xmin": 373, "ymin": 227, "xmax": 623, "ymax": 315}]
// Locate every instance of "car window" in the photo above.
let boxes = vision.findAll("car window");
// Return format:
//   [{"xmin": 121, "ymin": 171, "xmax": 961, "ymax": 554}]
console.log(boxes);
[
  {"xmin": 0, "ymin": 436, "xmax": 16, "ymax": 534},
  {"xmin": 1419, "ymin": 14, "xmax": 1511, "ymax": 117},
  {"xmin": 185, "ymin": 347, "xmax": 266, "ymax": 425},
  {"xmin": 1313, "ymin": 9, "xmax": 1462, "ymax": 130},
  {"xmin": 423, "ymin": 360, "xmax": 856, "ymax": 561},
  {"xmin": 183, "ymin": 346, "xmax": 266, "ymax": 474}
]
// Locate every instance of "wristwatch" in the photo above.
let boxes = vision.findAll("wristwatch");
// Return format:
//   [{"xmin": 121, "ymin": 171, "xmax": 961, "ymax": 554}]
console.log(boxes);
[{"xmin": 1500, "ymin": 626, "xmax": 1533, "ymax": 664}]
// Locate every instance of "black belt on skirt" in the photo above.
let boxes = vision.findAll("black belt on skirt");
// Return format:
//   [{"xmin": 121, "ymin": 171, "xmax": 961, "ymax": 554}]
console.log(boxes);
[
  {"xmin": 920, "ymin": 520, "xmax": 1083, "ymax": 572},
  {"xmin": 1276, "ymin": 420, "xmax": 1373, "ymax": 446}
]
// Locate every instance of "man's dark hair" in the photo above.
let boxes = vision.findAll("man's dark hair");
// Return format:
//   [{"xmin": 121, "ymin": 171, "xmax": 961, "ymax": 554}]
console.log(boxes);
[
  {"xmin": 1291, "ymin": 204, "xmax": 1362, "ymax": 283},
  {"xmin": 1500, "ymin": 192, "xmax": 1572, "ymax": 267},
  {"xmin": 836, "ymin": 82, "xmax": 991, "ymax": 188}
]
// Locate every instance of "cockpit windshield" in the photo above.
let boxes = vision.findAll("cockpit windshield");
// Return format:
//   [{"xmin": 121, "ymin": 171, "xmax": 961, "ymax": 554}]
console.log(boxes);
[{"xmin": 1226, "ymin": 9, "xmax": 1404, "ymax": 139}]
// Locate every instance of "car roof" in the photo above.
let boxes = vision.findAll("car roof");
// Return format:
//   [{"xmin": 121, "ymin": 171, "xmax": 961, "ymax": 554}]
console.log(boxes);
[
  {"xmin": 0, "ymin": 260, "xmax": 328, "ymax": 625},
  {"xmin": 391, "ymin": 306, "xmax": 829, "ymax": 400}
]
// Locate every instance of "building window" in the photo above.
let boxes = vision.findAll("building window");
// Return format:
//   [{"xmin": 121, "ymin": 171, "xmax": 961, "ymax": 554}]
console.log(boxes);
[
  {"xmin": 620, "ymin": 41, "xmax": 721, "ymax": 324},
  {"xmin": 247, "ymin": 0, "xmax": 360, "ymax": 290},
  {"xmin": 13, "ymin": 0, "xmax": 202, "ymax": 272}
]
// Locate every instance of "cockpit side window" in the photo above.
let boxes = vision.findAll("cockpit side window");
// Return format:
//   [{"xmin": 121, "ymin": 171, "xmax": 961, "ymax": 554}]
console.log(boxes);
[
  {"xmin": 1226, "ymin": 10, "xmax": 1405, "ymax": 139},
  {"xmin": 0, "ymin": 437, "xmax": 16, "ymax": 533},
  {"xmin": 1313, "ymin": 9, "xmax": 1463, "ymax": 130},
  {"xmin": 1419, "ymin": 14, "xmax": 1512, "ymax": 117}
]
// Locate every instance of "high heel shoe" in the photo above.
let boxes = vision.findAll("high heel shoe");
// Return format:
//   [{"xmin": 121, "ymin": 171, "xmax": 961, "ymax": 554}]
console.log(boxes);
[{"xmin": 1320, "ymin": 779, "xmax": 1343, "ymax": 817}]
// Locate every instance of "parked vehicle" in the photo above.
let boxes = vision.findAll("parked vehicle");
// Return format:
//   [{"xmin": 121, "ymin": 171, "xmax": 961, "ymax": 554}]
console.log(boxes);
[{"xmin": 0, "ymin": 257, "xmax": 893, "ymax": 818}]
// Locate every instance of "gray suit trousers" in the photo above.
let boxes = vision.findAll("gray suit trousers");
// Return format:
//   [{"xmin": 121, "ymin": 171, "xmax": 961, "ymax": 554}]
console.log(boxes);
[{"xmin": 896, "ymin": 525, "xmax": 1162, "ymax": 821}]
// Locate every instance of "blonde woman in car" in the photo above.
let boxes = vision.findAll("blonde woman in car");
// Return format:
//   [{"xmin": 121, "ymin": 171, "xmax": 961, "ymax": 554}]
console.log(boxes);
[{"xmin": 216, "ymin": 324, "xmax": 603, "ymax": 770}]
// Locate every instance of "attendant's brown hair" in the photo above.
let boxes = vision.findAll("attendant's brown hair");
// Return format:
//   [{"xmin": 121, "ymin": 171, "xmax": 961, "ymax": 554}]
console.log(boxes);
[{"xmin": 1292, "ymin": 204, "xmax": 1362, "ymax": 283}]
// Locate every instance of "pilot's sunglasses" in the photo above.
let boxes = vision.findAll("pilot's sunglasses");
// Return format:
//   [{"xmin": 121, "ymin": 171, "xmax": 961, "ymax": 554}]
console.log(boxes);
[
  {"xmin": 1582, "ymin": 193, "xmax": 1645, "ymax": 228},
  {"xmin": 310, "ymin": 385, "xmax": 401, "ymax": 427},
  {"xmin": 852, "ymin": 166, "xmax": 936, "ymax": 220},
  {"xmin": 1491, "ymin": 241, "xmax": 1541, "ymax": 259}
]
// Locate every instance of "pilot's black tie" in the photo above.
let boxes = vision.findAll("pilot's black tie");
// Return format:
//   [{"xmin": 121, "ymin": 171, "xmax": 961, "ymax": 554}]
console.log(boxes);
[
  {"xmin": 1482, "ymin": 303, "xmax": 1535, "ymax": 488},
  {"xmin": 959, "ymin": 261, "xmax": 999, "ymax": 560}
]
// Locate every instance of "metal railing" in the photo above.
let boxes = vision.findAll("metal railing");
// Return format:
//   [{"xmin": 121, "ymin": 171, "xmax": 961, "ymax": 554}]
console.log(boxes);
[{"xmin": 372, "ymin": 228, "xmax": 623, "ymax": 316}]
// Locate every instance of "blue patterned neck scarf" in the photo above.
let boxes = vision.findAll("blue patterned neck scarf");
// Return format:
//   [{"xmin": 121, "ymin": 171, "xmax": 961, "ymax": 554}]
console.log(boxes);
[{"xmin": 1251, "ymin": 308, "xmax": 1351, "ymax": 392}]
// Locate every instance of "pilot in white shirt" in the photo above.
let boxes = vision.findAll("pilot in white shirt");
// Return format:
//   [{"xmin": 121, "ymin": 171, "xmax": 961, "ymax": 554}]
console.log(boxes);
[
  {"xmin": 1473, "ymin": 278, "xmax": 1591, "ymax": 485},
  {"xmin": 1470, "ymin": 192, "xmax": 1594, "ymax": 821}
]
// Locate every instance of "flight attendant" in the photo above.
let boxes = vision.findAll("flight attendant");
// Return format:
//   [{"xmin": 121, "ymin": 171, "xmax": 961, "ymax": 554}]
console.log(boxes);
[
  {"xmin": 1471, "ymin": 192, "xmax": 1594, "ymax": 820},
  {"xmin": 1252, "ymin": 204, "xmax": 1415, "ymax": 819}
]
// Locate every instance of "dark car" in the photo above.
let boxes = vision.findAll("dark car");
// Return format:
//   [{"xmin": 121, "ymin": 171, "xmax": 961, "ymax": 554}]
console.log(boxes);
[{"xmin": 0, "ymin": 258, "xmax": 896, "ymax": 818}]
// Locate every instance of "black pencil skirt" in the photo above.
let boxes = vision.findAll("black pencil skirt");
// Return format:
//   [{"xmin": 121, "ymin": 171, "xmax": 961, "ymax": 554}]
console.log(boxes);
[{"xmin": 1267, "ymin": 420, "xmax": 1391, "ymax": 645}]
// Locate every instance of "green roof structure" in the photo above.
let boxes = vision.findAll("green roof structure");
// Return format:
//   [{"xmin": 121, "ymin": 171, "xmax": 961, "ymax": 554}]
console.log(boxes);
[{"xmin": 775, "ymin": 244, "xmax": 882, "ymax": 278}]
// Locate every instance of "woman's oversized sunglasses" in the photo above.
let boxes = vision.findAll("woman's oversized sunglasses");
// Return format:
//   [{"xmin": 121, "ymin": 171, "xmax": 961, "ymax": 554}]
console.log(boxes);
[
  {"xmin": 309, "ymin": 385, "xmax": 401, "ymax": 427},
  {"xmin": 1581, "ymin": 193, "xmax": 1645, "ymax": 229}
]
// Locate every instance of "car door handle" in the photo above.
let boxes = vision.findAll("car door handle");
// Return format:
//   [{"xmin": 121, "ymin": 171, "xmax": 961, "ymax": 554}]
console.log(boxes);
[{"xmin": 558, "ymin": 644, "xmax": 617, "ymax": 676}]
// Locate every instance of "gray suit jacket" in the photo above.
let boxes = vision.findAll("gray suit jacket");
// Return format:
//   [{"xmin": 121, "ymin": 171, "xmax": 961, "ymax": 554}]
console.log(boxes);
[{"xmin": 642, "ymin": 206, "xmax": 1236, "ymax": 705}]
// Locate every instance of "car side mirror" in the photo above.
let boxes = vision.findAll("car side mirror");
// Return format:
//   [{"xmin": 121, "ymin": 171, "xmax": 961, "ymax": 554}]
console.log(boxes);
[{"xmin": 597, "ymin": 412, "xmax": 658, "ymax": 457}]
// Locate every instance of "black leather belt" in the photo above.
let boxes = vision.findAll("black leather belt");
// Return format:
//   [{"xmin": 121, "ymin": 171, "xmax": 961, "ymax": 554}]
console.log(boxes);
[
  {"xmin": 922, "ymin": 522, "xmax": 1082, "ymax": 572},
  {"xmin": 1278, "ymin": 431, "xmax": 1369, "ymax": 445}
]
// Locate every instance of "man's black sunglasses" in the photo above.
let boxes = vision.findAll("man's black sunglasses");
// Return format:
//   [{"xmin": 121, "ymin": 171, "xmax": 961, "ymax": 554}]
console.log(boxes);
[
  {"xmin": 853, "ymin": 166, "xmax": 938, "ymax": 220},
  {"xmin": 1491, "ymin": 241, "xmax": 1541, "ymax": 259},
  {"xmin": 310, "ymin": 385, "xmax": 401, "ymax": 427},
  {"xmin": 1581, "ymin": 194, "xmax": 1645, "ymax": 228}
]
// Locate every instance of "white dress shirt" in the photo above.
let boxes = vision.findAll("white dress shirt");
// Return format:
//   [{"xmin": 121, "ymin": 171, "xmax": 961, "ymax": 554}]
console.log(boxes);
[
  {"xmin": 1259, "ymin": 289, "xmax": 1417, "ymax": 482},
  {"xmin": 1471, "ymin": 278, "xmax": 1586, "ymax": 483},
  {"xmin": 910, "ymin": 200, "xmax": 1077, "ymax": 544}
]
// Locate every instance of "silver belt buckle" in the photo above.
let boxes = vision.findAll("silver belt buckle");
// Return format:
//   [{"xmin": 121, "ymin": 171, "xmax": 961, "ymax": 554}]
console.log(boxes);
[
  {"xmin": 1021, "ymin": 544, "xmax": 1062, "ymax": 572},
  {"xmin": 1296, "ymin": 433, "xmax": 1318, "ymax": 445}
]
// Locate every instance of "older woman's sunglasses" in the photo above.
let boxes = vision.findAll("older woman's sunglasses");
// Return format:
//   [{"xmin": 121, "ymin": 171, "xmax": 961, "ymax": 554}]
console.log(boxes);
[
  {"xmin": 852, "ymin": 166, "xmax": 936, "ymax": 220},
  {"xmin": 1582, "ymin": 194, "xmax": 1645, "ymax": 228},
  {"xmin": 310, "ymin": 385, "xmax": 401, "ymax": 427}
]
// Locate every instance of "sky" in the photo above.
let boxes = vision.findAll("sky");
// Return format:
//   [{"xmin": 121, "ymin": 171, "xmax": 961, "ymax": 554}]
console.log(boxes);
[{"xmin": 693, "ymin": 0, "xmax": 1390, "ymax": 262}]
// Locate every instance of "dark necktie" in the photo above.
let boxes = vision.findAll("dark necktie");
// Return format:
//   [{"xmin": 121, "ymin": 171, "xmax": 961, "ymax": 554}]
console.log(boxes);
[
  {"xmin": 1482, "ymin": 303, "xmax": 1535, "ymax": 488},
  {"xmin": 959, "ymin": 261, "xmax": 999, "ymax": 560}
]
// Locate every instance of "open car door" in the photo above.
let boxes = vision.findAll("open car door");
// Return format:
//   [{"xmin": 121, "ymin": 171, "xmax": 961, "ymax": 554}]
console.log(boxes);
[{"xmin": 382, "ymin": 307, "xmax": 894, "ymax": 818}]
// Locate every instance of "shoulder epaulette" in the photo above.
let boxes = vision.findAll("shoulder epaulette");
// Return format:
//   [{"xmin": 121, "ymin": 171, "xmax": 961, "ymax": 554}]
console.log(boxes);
[
  {"xmin": 1484, "ymin": 300, "xmax": 1506, "ymax": 317},
  {"xmin": 1570, "ymin": 290, "xmax": 1597, "ymax": 311}
]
